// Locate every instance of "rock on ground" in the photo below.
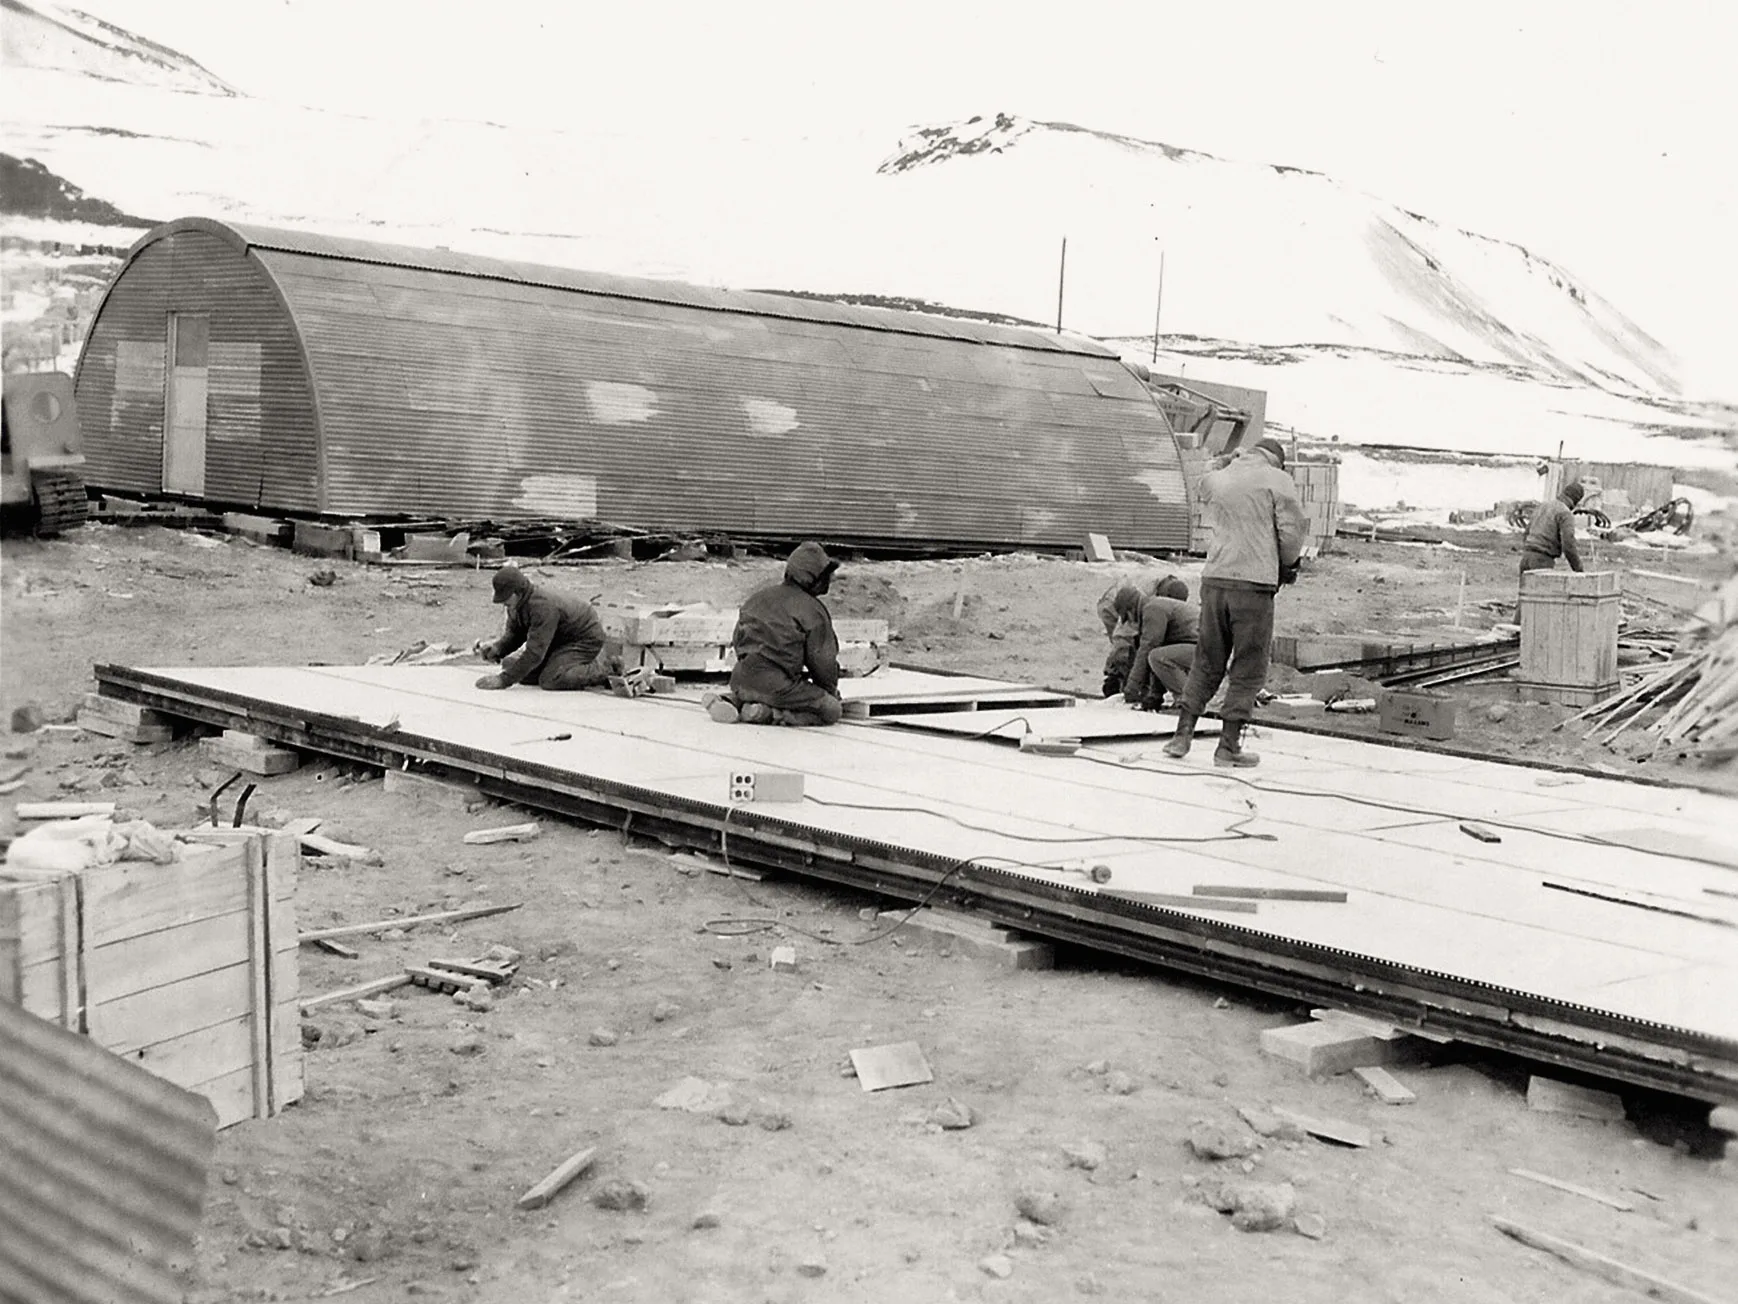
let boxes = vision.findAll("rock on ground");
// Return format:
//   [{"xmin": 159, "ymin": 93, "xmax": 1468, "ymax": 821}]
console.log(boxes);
[
  {"xmin": 591, "ymin": 1179, "xmax": 649, "ymax": 1212},
  {"xmin": 1186, "ymin": 1118, "xmax": 1259, "ymax": 1160}
]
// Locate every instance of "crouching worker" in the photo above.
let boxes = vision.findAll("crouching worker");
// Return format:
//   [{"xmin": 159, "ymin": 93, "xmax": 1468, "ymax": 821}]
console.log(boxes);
[
  {"xmin": 1113, "ymin": 581, "xmax": 1200, "ymax": 711},
  {"xmin": 474, "ymin": 565, "xmax": 619, "ymax": 691},
  {"xmin": 1097, "ymin": 574, "xmax": 1188, "ymax": 697},
  {"xmin": 706, "ymin": 541, "xmax": 844, "ymax": 727}
]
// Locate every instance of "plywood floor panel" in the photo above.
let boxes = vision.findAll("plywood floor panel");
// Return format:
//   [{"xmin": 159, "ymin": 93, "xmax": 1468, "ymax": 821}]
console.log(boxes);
[{"xmin": 125, "ymin": 664, "xmax": 1738, "ymax": 1054}]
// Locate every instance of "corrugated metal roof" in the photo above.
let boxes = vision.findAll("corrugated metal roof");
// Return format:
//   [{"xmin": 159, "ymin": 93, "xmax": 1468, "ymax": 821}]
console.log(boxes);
[
  {"xmin": 0, "ymin": 998, "xmax": 217, "ymax": 1304},
  {"xmin": 167, "ymin": 218, "xmax": 1115, "ymax": 358}
]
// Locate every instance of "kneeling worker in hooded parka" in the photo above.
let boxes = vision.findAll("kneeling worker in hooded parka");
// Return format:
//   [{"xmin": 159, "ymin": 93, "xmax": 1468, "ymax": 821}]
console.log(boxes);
[{"xmin": 707, "ymin": 542, "xmax": 844, "ymax": 727}]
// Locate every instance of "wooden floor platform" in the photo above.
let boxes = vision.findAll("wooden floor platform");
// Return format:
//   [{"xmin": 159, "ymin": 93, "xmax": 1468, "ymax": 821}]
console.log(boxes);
[{"xmin": 94, "ymin": 663, "xmax": 1738, "ymax": 1101}]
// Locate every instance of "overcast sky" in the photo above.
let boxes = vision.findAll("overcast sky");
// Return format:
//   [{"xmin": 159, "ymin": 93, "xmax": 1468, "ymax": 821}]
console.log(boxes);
[{"xmin": 75, "ymin": 0, "xmax": 1738, "ymax": 397}]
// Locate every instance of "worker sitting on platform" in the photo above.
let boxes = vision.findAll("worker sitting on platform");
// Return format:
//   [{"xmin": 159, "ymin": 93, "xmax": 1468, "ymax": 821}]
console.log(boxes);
[
  {"xmin": 1520, "ymin": 481, "xmax": 1586, "ymax": 578},
  {"xmin": 1097, "ymin": 573, "xmax": 1188, "ymax": 697},
  {"xmin": 474, "ymin": 565, "xmax": 619, "ymax": 691},
  {"xmin": 1112, "ymin": 581, "xmax": 1201, "ymax": 712},
  {"xmin": 706, "ymin": 541, "xmax": 844, "ymax": 727}
]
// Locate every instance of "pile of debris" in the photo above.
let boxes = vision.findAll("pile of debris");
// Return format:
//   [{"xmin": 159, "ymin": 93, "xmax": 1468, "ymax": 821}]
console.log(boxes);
[{"xmin": 1564, "ymin": 574, "xmax": 1738, "ymax": 763}]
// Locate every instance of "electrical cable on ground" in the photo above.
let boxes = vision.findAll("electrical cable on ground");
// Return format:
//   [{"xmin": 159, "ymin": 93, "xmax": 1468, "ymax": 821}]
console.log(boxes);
[{"xmin": 1069, "ymin": 741, "xmax": 1735, "ymax": 870}]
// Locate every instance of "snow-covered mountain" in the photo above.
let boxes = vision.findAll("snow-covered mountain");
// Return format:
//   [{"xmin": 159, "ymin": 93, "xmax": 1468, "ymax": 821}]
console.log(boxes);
[
  {"xmin": 1, "ymin": 0, "xmax": 237, "ymax": 96},
  {"xmin": 874, "ymin": 114, "xmax": 1678, "ymax": 396},
  {"xmin": 2, "ymin": 3, "xmax": 1731, "ymax": 508}
]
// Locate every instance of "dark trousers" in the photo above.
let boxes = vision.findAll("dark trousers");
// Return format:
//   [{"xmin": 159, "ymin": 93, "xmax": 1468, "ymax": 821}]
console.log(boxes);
[
  {"xmin": 1180, "ymin": 581, "xmax": 1274, "ymax": 721},
  {"xmin": 1147, "ymin": 644, "xmax": 1196, "ymax": 699},
  {"xmin": 534, "ymin": 641, "xmax": 618, "ymax": 691},
  {"xmin": 736, "ymin": 678, "xmax": 843, "ymax": 726}
]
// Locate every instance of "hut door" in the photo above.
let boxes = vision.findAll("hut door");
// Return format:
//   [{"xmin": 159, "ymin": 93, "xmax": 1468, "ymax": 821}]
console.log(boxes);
[{"xmin": 163, "ymin": 313, "xmax": 210, "ymax": 495}]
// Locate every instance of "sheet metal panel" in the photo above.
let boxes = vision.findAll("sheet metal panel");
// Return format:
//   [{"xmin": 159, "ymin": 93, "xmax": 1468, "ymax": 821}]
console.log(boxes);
[
  {"xmin": 0, "ymin": 999, "xmax": 217, "ymax": 1304},
  {"xmin": 76, "ymin": 228, "xmax": 321, "ymax": 509},
  {"xmin": 265, "ymin": 247, "xmax": 1190, "ymax": 548}
]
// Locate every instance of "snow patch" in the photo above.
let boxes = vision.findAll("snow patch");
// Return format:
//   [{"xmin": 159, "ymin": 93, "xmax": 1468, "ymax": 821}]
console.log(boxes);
[
  {"xmin": 512, "ymin": 474, "xmax": 598, "ymax": 518},
  {"xmin": 740, "ymin": 397, "xmax": 799, "ymax": 436},
  {"xmin": 584, "ymin": 381, "xmax": 657, "ymax": 425}
]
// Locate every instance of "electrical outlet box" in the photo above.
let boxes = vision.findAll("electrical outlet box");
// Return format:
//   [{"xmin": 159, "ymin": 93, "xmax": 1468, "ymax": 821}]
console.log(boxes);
[{"xmin": 728, "ymin": 770, "xmax": 805, "ymax": 803}]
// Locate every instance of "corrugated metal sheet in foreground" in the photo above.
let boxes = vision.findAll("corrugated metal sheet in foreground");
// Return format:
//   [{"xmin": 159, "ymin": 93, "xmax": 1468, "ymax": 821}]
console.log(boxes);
[
  {"xmin": 89, "ymin": 218, "xmax": 1187, "ymax": 548},
  {"xmin": 0, "ymin": 998, "xmax": 217, "ymax": 1304}
]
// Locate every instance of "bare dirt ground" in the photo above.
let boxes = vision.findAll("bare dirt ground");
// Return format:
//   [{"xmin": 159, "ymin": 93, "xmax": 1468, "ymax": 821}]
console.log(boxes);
[{"xmin": 3, "ymin": 521, "xmax": 1736, "ymax": 1304}]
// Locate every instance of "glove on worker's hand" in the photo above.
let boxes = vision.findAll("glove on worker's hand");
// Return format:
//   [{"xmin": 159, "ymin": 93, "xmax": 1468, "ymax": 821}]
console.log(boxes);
[
  {"xmin": 474, "ymin": 673, "xmax": 508, "ymax": 691},
  {"xmin": 1280, "ymin": 559, "xmax": 1302, "ymax": 586},
  {"xmin": 473, "ymin": 638, "xmax": 501, "ymax": 663}
]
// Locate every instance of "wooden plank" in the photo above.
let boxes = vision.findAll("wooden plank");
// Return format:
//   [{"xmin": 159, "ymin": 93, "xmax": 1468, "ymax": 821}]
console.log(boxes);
[
  {"xmin": 87, "ymin": 962, "xmax": 257, "ymax": 1057},
  {"xmin": 298, "ymin": 972, "xmax": 414, "ymax": 1014},
  {"xmin": 184, "ymin": 1062, "xmax": 258, "ymax": 1131},
  {"xmin": 463, "ymin": 823, "xmax": 540, "ymax": 845},
  {"xmin": 1099, "ymin": 889, "xmax": 1258, "ymax": 914},
  {"xmin": 1353, "ymin": 1065, "xmax": 1417, "ymax": 1104},
  {"xmin": 15, "ymin": 802, "xmax": 116, "ymax": 820},
  {"xmin": 245, "ymin": 836, "xmax": 271, "ymax": 1120},
  {"xmin": 298, "ymin": 902, "xmax": 521, "ymax": 943},
  {"xmin": 1489, "ymin": 1217, "xmax": 1720, "ymax": 1304},
  {"xmin": 516, "ymin": 1146, "xmax": 598, "ymax": 1210},
  {"xmin": 1271, "ymin": 1107, "xmax": 1372, "ymax": 1148},
  {"xmin": 84, "ymin": 910, "xmax": 250, "ymax": 1003},
  {"xmin": 1193, "ymin": 885, "xmax": 1349, "ymax": 902},
  {"xmin": 126, "ymin": 1013, "xmax": 255, "ymax": 1092},
  {"xmin": 80, "ymin": 848, "xmax": 249, "ymax": 948},
  {"xmin": 1506, "ymin": 1168, "xmax": 1635, "ymax": 1211},
  {"xmin": 58, "ymin": 872, "xmax": 80, "ymax": 1032},
  {"xmin": 298, "ymin": 832, "xmax": 376, "ymax": 860}
]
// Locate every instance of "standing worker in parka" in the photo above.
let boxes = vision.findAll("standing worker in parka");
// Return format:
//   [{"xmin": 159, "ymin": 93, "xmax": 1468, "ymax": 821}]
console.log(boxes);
[
  {"xmin": 1166, "ymin": 438, "xmax": 1308, "ymax": 767},
  {"xmin": 707, "ymin": 541, "xmax": 845, "ymax": 727},
  {"xmin": 1520, "ymin": 481, "xmax": 1586, "ymax": 577}
]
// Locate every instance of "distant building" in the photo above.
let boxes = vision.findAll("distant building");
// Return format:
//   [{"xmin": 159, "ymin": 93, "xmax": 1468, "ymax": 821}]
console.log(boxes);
[{"xmin": 75, "ymin": 217, "xmax": 1193, "ymax": 550}]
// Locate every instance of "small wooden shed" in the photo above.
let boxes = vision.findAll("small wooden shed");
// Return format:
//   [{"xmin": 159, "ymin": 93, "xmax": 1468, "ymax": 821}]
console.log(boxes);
[{"xmin": 75, "ymin": 218, "xmax": 1193, "ymax": 550}]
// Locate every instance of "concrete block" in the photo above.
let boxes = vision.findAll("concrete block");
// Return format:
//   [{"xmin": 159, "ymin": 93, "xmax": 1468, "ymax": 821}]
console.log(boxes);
[
  {"xmin": 1083, "ymin": 532, "xmax": 1115, "ymax": 563},
  {"xmin": 292, "ymin": 520, "xmax": 354, "ymax": 559},
  {"xmin": 878, "ymin": 907, "xmax": 1054, "ymax": 970},
  {"xmin": 1711, "ymin": 1105, "xmax": 1738, "ymax": 1137},
  {"xmin": 199, "ymin": 736, "xmax": 300, "ymax": 775},
  {"xmin": 1260, "ymin": 1020, "xmax": 1409, "ymax": 1076},
  {"xmin": 383, "ymin": 768, "xmax": 483, "ymax": 810},
  {"xmin": 1526, "ymin": 1076, "xmax": 1626, "ymax": 1122},
  {"xmin": 770, "ymin": 946, "xmax": 798, "ymax": 973}
]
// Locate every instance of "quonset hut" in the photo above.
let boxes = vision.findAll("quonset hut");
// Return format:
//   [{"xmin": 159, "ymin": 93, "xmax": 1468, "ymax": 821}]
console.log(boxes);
[{"xmin": 75, "ymin": 218, "xmax": 1191, "ymax": 550}]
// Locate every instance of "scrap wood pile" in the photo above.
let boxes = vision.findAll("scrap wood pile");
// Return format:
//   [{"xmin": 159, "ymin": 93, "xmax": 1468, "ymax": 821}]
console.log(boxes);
[{"xmin": 1566, "ymin": 575, "xmax": 1738, "ymax": 762}]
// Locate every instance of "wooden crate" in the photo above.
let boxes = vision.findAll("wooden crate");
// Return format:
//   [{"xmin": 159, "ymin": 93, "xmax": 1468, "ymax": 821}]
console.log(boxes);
[
  {"xmin": 1518, "ymin": 570, "xmax": 1620, "ymax": 706},
  {"xmin": 0, "ymin": 829, "xmax": 302, "ymax": 1129}
]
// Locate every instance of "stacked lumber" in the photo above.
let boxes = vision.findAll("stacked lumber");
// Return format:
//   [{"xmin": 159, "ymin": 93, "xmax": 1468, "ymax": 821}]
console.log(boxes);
[
  {"xmin": 1291, "ymin": 459, "xmax": 1340, "ymax": 558},
  {"xmin": 604, "ymin": 605, "xmax": 889, "ymax": 677},
  {"xmin": 1563, "ymin": 573, "xmax": 1738, "ymax": 762},
  {"xmin": 76, "ymin": 692, "xmax": 173, "ymax": 744}
]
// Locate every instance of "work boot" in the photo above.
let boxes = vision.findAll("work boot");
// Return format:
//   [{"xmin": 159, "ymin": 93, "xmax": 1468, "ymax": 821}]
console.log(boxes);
[
  {"xmin": 1214, "ymin": 718, "xmax": 1260, "ymax": 768},
  {"xmin": 703, "ymin": 691, "xmax": 740, "ymax": 724},
  {"xmin": 1162, "ymin": 709, "xmax": 1198, "ymax": 759},
  {"xmin": 739, "ymin": 703, "xmax": 774, "ymax": 725}
]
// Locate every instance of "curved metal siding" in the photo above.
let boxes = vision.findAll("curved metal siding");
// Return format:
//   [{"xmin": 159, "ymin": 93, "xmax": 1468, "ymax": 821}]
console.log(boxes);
[
  {"xmin": 225, "ymin": 220, "xmax": 1103, "ymax": 357},
  {"xmin": 262, "ymin": 247, "xmax": 1190, "ymax": 549},
  {"xmin": 0, "ymin": 1000, "xmax": 217, "ymax": 1304},
  {"xmin": 75, "ymin": 230, "xmax": 319, "ymax": 508}
]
